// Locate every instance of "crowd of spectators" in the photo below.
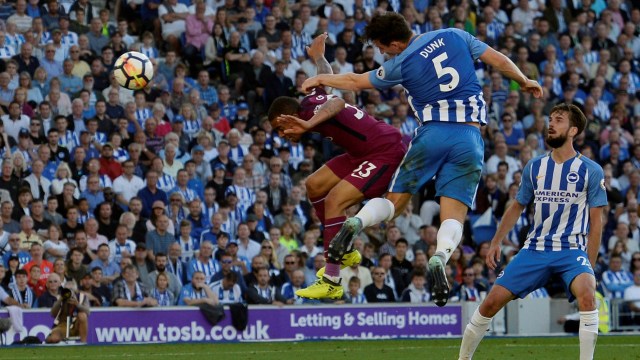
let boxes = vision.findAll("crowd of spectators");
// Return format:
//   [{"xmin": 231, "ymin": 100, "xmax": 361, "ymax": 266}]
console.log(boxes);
[{"xmin": 0, "ymin": 0, "xmax": 638, "ymax": 319}]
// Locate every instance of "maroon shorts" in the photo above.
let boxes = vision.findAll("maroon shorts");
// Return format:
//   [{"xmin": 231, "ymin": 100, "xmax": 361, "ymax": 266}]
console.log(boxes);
[{"xmin": 325, "ymin": 144, "xmax": 406, "ymax": 198}]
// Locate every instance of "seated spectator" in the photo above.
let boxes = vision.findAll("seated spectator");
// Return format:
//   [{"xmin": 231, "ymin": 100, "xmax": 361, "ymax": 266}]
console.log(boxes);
[
  {"xmin": 36, "ymin": 273, "xmax": 62, "ymax": 308},
  {"xmin": 43, "ymin": 224, "xmax": 69, "ymax": 263},
  {"xmin": 235, "ymin": 223, "xmax": 261, "ymax": 261},
  {"xmin": 340, "ymin": 262, "xmax": 373, "ymax": 291},
  {"xmin": 259, "ymin": 239, "xmax": 281, "ymax": 276},
  {"xmin": 73, "ymin": 229, "xmax": 97, "ymax": 264},
  {"xmin": 210, "ymin": 251, "xmax": 247, "ymax": 294},
  {"xmin": 132, "ymin": 243, "xmax": 155, "ymax": 289},
  {"xmin": 378, "ymin": 253, "xmax": 405, "ymax": 300},
  {"xmin": 246, "ymin": 267, "xmax": 282, "ymax": 305},
  {"xmin": 66, "ymin": 247, "xmax": 88, "ymax": 284},
  {"xmin": 187, "ymin": 240, "xmax": 220, "ymax": 283},
  {"xmin": 89, "ymin": 267, "xmax": 112, "ymax": 306},
  {"xmin": 167, "ymin": 242, "xmax": 187, "ymax": 285},
  {"xmin": 210, "ymin": 271, "xmax": 243, "ymax": 304},
  {"xmin": 299, "ymin": 231, "xmax": 321, "ymax": 259},
  {"xmin": 343, "ymin": 276, "xmax": 367, "ymax": 304},
  {"xmin": 88, "ymin": 243, "xmax": 120, "ymax": 286},
  {"xmin": 9, "ymin": 269, "xmax": 35, "ymax": 308},
  {"xmin": 108, "ymin": 224, "xmax": 137, "ymax": 264},
  {"xmin": 145, "ymin": 214, "xmax": 174, "ymax": 261},
  {"xmin": 149, "ymin": 253, "xmax": 182, "ymax": 301},
  {"xmin": 602, "ymin": 254, "xmax": 634, "ymax": 299},
  {"xmin": 79, "ymin": 273, "xmax": 102, "ymax": 307},
  {"xmin": 23, "ymin": 243, "xmax": 54, "ymax": 279},
  {"xmin": 151, "ymin": 272, "xmax": 176, "ymax": 307},
  {"xmin": 453, "ymin": 266, "xmax": 488, "ymax": 302},
  {"xmin": 364, "ymin": 267, "xmax": 396, "ymax": 303},
  {"xmin": 177, "ymin": 220, "xmax": 199, "ymax": 264},
  {"xmin": 392, "ymin": 238, "xmax": 414, "ymax": 283},
  {"xmin": 112, "ymin": 264, "xmax": 158, "ymax": 307},
  {"xmin": 178, "ymin": 270, "xmax": 218, "ymax": 306},
  {"xmin": 27, "ymin": 265, "xmax": 47, "ymax": 297},
  {"xmin": 276, "ymin": 269, "xmax": 306, "ymax": 305},
  {"xmin": 18, "ymin": 215, "xmax": 42, "ymax": 251}
]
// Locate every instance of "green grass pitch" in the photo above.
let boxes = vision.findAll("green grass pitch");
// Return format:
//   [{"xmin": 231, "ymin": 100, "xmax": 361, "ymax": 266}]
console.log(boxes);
[{"xmin": 1, "ymin": 335, "xmax": 638, "ymax": 359}]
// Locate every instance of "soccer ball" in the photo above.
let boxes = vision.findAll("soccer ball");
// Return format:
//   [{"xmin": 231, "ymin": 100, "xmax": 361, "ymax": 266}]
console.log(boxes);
[{"xmin": 113, "ymin": 51, "xmax": 154, "ymax": 90}]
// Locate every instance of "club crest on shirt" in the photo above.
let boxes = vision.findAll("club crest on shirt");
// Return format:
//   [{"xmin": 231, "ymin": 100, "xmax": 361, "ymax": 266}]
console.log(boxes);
[
  {"xmin": 566, "ymin": 171, "xmax": 579, "ymax": 184},
  {"xmin": 376, "ymin": 66, "xmax": 385, "ymax": 79}
]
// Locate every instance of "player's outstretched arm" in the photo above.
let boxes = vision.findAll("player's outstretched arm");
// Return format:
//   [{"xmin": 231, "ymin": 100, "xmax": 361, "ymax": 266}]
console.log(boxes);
[
  {"xmin": 302, "ymin": 71, "xmax": 373, "ymax": 93},
  {"xmin": 277, "ymin": 97, "xmax": 346, "ymax": 136},
  {"xmin": 307, "ymin": 32, "xmax": 333, "ymax": 76},
  {"xmin": 586, "ymin": 207, "xmax": 604, "ymax": 269},
  {"xmin": 479, "ymin": 47, "xmax": 543, "ymax": 98},
  {"xmin": 486, "ymin": 201, "xmax": 526, "ymax": 270}
]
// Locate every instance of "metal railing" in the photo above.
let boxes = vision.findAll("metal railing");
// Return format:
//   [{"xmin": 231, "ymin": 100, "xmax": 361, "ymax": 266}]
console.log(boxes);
[{"xmin": 609, "ymin": 299, "xmax": 640, "ymax": 332}]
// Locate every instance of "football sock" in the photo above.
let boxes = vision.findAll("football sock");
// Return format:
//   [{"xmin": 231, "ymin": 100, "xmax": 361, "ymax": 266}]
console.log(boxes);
[
  {"xmin": 579, "ymin": 310, "xmax": 598, "ymax": 360},
  {"xmin": 324, "ymin": 263, "xmax": 341, "ymax": 279},
  {"xmin": 355, "ymin": 198, "xmax": 395, "ymax": 227},
  {"xmin": 435, "ymin": 219, "xmax": 463, "ymax": 263},
  {"xmin": 323, "ymin": 216, "xmax": 346, "ymax": 252},
  {"xmin": 310, "ymin": 196, "xmax": 326, "ymax": 224},
  {"xmin": 458, "ymin": 307, "xmax": 492, "ymax": 360}
]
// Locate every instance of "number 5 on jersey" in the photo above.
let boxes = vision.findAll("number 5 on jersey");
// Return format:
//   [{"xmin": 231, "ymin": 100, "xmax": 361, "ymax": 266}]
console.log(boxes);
[
  {"xmin": 351, "ymin": 161, "xmax": 377, "ymax": 179},
  {"xmin": 432, "ymin": 52, "xmax": 460, "ymax": 92}
]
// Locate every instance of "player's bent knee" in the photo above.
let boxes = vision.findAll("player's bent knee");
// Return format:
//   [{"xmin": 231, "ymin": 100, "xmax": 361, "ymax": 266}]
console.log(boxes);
[
  {"xmin": 77, "ymin": 312, "xmax": 88, "ymax": 322},
  {"xmin": 576, "ymin": 294, "xmax": 597, "ymax": 311},
  {"xmin": 305, "ymin": 176, "xmax": 323, "ymax": 198}
]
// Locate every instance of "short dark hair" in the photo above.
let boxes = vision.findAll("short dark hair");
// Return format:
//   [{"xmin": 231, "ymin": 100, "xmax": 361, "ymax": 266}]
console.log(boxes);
[
  {"xmin": 550, "ymin": 103, "xmax": 586, "ymax": 136},
  {"xmin": 364, "ymin": 13, "xmax": 413, "ymax": 46},
  {"xmin": 224, "ymin": 271, "xmax": 238, "ymax": 283},
  {"xmin": 267, "ymin": 96, "xmax": 300, "ymax": 123},
  {"xmin": 396, "ymin": 238, "xmax": 408, "ymax": 247}
]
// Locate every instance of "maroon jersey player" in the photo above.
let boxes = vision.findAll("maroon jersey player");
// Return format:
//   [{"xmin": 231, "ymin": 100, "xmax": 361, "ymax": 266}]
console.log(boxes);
[{"xmin": 268, "ymin": 86, "xmax": 406, "ymax": 298}]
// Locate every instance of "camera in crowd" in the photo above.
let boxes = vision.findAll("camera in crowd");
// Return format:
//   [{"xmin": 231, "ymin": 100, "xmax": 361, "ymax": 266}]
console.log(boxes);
[{"xmin": 61, "ymin": 288, "xmax": 73, "ymax": 302}]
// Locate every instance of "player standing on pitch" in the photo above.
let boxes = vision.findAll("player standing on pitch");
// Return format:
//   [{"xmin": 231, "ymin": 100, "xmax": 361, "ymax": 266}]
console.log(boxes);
[
  {"xmin": 301, "ymin": 13, "xmax": 543, "ymax": 305},
  {"xmin": 459, "ymin": 104, "xmax": 606, "ymax": 360},
  {"xmin": 268, "ymin": 33, "xmax": 407, "ymax": 299}
]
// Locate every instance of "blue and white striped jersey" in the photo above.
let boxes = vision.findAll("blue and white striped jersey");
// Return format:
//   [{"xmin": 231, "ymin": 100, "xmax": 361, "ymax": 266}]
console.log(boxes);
[
  {"xmin": 210, "ymin": 280, "xmax": 243, "ymax": 304},
  {"xmin": 370, "ymin": 28, "xmax": 488, "ymax": 125},
  {"xmin": 516, "ymin": 153, "xmax": 607, "ymax": 252}
]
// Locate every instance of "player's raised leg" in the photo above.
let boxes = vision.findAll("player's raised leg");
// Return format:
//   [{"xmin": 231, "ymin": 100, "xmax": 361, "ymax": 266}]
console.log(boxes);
[
  {"xmin": 459, "ymin": 285, "xmax": 515, "ymax": 360},
  {"xmin": 571, "ymin": 273, "xmax": 599, "ymax": 360},
  {"xmin": 305, "ymin": 165, "xmax": 343, "ymax": 228},
  {"xmin": 307, "ymin": 159, "xmax": 364, "ymax": 271},
  {"xmin": 297, "ymin": 178, "xmax": 366, "ymax": 299}
]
